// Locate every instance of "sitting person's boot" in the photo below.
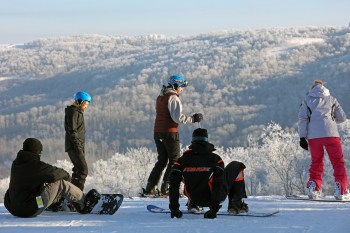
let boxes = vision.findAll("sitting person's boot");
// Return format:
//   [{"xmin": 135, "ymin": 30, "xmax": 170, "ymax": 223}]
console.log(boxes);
[
  {"xmin": 227, "ymin": 199, "xmax": 249, "ymax": 215},
  {"xmin": 79, "ymin": 189, "xmax": 101, "ymax": 214}
]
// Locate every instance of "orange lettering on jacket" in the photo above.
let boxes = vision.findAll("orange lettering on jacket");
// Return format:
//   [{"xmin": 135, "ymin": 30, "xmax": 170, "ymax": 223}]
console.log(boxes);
[{"xmin": 183, "ymin": 167, "xmax": 211, "ymax": 172}]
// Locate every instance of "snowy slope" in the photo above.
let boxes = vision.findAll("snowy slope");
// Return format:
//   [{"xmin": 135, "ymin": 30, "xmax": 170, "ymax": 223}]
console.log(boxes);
[{"xmin": 1, "ymin": 196, "xmax": 350, "ymax": 233}]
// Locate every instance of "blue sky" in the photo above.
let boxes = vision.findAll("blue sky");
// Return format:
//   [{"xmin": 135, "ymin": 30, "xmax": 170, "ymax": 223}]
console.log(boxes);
[{"xmin": 1, "ymin": 0, "xmax": 349, "ymax": 44}]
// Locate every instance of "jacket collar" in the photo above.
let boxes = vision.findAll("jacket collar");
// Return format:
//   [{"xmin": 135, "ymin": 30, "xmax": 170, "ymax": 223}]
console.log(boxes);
[{"xmin": 189, "ymin": 141, "xmax": 215, "ymax": 154}]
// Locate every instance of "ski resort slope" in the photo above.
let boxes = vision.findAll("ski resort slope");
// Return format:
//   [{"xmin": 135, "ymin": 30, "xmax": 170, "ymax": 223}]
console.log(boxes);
[{"xmin": 1, "ymin": 196, "xmax": 350, "ymax": 233}]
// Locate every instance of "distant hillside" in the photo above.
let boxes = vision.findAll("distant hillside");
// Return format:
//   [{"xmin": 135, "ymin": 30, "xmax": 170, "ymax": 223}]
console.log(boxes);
[{"xmin": 0, "ymin": 27, "xmax": 350, "ymax": 177}]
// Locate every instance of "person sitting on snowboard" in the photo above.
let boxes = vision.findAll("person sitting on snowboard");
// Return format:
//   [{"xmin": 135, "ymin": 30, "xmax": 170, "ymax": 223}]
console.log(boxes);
[
  {"xmin": 4, "ymin": 138, "xmax": 100, "ymax": 217},
  {"xmin": 169, "ymin": 128, "xmax": 248, "ymax": 219}
]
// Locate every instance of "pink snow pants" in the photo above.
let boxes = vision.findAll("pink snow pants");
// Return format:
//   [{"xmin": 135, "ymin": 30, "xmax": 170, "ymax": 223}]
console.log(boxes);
[{"xmin": 308, "ymin": 137, "xmax": 348, "ymax": 194}]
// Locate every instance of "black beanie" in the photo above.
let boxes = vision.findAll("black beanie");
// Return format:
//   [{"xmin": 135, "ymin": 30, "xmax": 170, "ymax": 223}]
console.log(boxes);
[
  {"xmin": 23, "ymin": 138, "xmax": 43, "ymax": 154},
  {"xmin": 192, "ymin": 128, "xmax": 208, "ymax": 142}
]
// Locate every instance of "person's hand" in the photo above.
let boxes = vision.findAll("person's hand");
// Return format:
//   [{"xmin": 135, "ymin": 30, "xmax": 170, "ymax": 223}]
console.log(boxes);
[
  {"xmin": 299, "ymin": 138, "xmax": 308, "ymax": 150},
  {"xmin": 192, "ymin": 113, "xmax": 203, "ymax": 123},
  {"xmin": 204, "ymin": 210, "xmax": 217, "ymax": 219},
  {"xmin": 170, "ymin": 209, "xmax": 183, "ymax": 218},
  {"xmin": 169, "ymin": 203, "xmax": 183, "ymax": 218}
]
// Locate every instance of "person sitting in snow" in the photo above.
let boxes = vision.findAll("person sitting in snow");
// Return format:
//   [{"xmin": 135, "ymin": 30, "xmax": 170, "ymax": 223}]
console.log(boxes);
[
  {"xmin": 4, "ymin": 138, "xmax": 100, "ymax": 217},
  {"xmin": 168, "ymin": 128, "xmax": 248, "ymax": 219}
]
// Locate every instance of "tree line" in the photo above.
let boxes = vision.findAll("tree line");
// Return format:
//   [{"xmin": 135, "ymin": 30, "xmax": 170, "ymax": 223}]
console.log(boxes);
[{"xmin": 0, "ymin": 26, "xmax": 349, "ymax": 180}]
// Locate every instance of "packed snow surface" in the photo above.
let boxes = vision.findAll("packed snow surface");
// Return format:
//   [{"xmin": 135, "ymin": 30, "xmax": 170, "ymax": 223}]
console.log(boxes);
[{"xmin": 1, "ymin": 196, "xmax": 350, "ymax": 233}]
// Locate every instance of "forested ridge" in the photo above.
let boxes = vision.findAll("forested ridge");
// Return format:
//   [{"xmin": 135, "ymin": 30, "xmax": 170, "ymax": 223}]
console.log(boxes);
[{"xmin": 0, "ymin": 26, "xmax": 349, "ymax": 180}]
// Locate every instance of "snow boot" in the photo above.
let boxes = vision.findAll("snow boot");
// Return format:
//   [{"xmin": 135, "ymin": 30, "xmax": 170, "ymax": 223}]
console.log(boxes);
[
  {"xmin": 307, "ymin": 181, "xmax": 321, "ymax": 199},
  {"xmin": 227, "ymin": 199, "xmax": 248, "ymax": 215},
  {"xmin": 334, "ymin": 181, "xmax": 350, "ymax": 200},
  {"xmin": 160, "ymin": 181, "xmax": 169, "ymax": 196},
  {"xmin": 141, "ymin": 182, "xmax": 161, "ymax": 197},
  {"xmin": 80, "ymin": 189, "xmax": 101, "ymax": 214}
]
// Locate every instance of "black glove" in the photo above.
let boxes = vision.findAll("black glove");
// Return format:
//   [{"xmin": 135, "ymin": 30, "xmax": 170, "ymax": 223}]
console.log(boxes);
[
  {"xmin": 299, "ymin": 137, "xmax": 308, "ymax": 151},
  {"xmin": 169, "ymin": 203, "xmax": 183, "ymax": 218},
  {"xmin": 204, "ymin": 210, "xmax": 217, "ymax": 219},
  {"xmin": 192, "ymin": 113, "xmax": 203, "ymax": 123},
  {"xmin": 170, "ymin": 209, "xmax": 183, "ymax": 218}
]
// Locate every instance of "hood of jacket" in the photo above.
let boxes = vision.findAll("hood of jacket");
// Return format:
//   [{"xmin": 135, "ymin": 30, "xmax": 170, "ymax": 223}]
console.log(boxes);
[
  {"xmin": 65, "ymin": 104, "xmax": 83, "ymax": 114},
  {"xmin": 308, "ymin": 85, "xmax": 330, "ymax": 98},
  {"xmin": 159, "ymin": 86, "xmax": 179, "ymax": 96},
  {"xmin": 15, "ymin": 150, "xmax": 41, "ymax": 163}
]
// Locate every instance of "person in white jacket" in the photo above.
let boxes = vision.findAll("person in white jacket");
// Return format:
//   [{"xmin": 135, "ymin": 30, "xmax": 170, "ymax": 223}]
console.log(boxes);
[{"xmin": 298, "ymin": 80, "xmax": 348, "ymax": 200}]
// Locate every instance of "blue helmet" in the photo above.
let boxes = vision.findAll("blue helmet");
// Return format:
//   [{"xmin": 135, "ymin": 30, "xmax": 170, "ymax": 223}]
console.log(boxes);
[
  {"xmin": 74, "ymin": 91, "xmax": 92, "ymax": 102},
  {"xmin": 168, "ymin": 75, "xmax": 188, "ymax": 87}
]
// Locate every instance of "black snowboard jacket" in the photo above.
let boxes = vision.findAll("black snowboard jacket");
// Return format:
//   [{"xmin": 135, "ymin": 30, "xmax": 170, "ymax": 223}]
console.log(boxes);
[
  {"xmin": 169, "ymin": 141, "xmax": 225, "ymax": 212},
  {"xmin": 64, "ymin": 105, "xmax": 85, "ymax": 153},
  {"xmin": 4, "ymin": 150, "xmax": 71, "ymax": 217}
]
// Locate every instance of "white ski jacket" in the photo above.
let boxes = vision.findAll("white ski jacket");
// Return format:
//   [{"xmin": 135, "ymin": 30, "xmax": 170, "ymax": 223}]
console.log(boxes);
[
  {"xmin": 162, "ymin": 87, "xmax": 193, "ymax": 124},
  {"xmin": 298, "ymin": 85, "xmax": 346, "ymax": 139}
]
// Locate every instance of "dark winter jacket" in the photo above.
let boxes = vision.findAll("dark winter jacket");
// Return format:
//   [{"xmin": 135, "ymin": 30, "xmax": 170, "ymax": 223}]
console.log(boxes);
[
  {"xmin": 4, "ymin": 150, "xmax": 71, "ymax": 217},
  {"xmin": 64, "ymin": 105, "xmax": 85, "ymax": 153},
  {"xmin": 169, "ymin": 141, "xmax": 224, "ymax": 212}
]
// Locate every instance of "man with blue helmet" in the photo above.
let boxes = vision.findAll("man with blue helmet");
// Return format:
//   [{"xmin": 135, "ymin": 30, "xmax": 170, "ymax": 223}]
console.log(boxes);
[
  {"xmin": 142, "ymin": 75, "xmax": 203, "ymax": 196},
  {"xmin": 45, "ymin": 91, "xmax": 92, "ymax": 212},
  {"xmin": 64, "ymin": 91, "xmax": 91, "ymax": 192}
]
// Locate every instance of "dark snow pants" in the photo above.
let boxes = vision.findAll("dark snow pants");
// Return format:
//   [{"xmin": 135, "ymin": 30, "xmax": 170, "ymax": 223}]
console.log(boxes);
[
  {"xmin": 67, "ymin": 148, "xmax": 88, "ymax": 191},
  {"xmin": 147, "ymin": 132, "xmax": 180, "ymax": 191},
  {"xmin": 223, "ymin": 161, "xmax": 247, "ymax": 201}
]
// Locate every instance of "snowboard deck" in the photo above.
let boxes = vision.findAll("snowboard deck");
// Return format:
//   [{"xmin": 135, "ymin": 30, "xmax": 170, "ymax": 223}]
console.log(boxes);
[
  {"xmin": 146, "ymin": 204, "xmax": 279, "ymax": 217},
  {"xmin": 286, "ymin": 195, "xmax": 350, "ymax": 203},
  {"xmin": 89, "ymin": 194, "xmax": 124, "ymax": 215},
  {"xmin": 48, "ymin": 194, "xmax": 124, "ymax": 215}
]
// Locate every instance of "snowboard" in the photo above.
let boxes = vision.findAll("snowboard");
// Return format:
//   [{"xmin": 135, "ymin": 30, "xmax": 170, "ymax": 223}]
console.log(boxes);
[
  {"xmin": 286, "ymin": 195, "xmax": 350, "ymax": 203},
  {"xmin": 146, "ymin": 204, "xmax": 279, "ymax": 217},
  {"xmin": 52, "ymin": 194, "xmax": 124, "ymax": 215},
  {"xmin": 88, "ymin": 194, "xmax": 124, "ymax": 215}
]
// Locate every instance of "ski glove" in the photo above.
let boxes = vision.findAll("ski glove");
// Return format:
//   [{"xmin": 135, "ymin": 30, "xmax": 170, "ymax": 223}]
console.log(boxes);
[
  {"xmin": 169, "ymin": 203, "xmax": 183, "ymax": 218},
  {"xmin": 204, "ymin": 210, "xmax": 217, "ymax": 219},
  {"xmin": 192, "ymin": 113, "xmax": 203, "ymax": 123},
  {"xmin": 170, "ymin": 209, "xmax": 183, "ymax": 218},
  {"xmin": 299, "ymin": 138, "xmax": 308, "ymax": 151}
]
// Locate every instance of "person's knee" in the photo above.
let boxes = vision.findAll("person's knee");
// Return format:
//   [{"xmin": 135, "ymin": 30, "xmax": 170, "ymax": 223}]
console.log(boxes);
[{"xmin": 227, "ymin": 161, "xmax": 246, "ymax": 170}]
